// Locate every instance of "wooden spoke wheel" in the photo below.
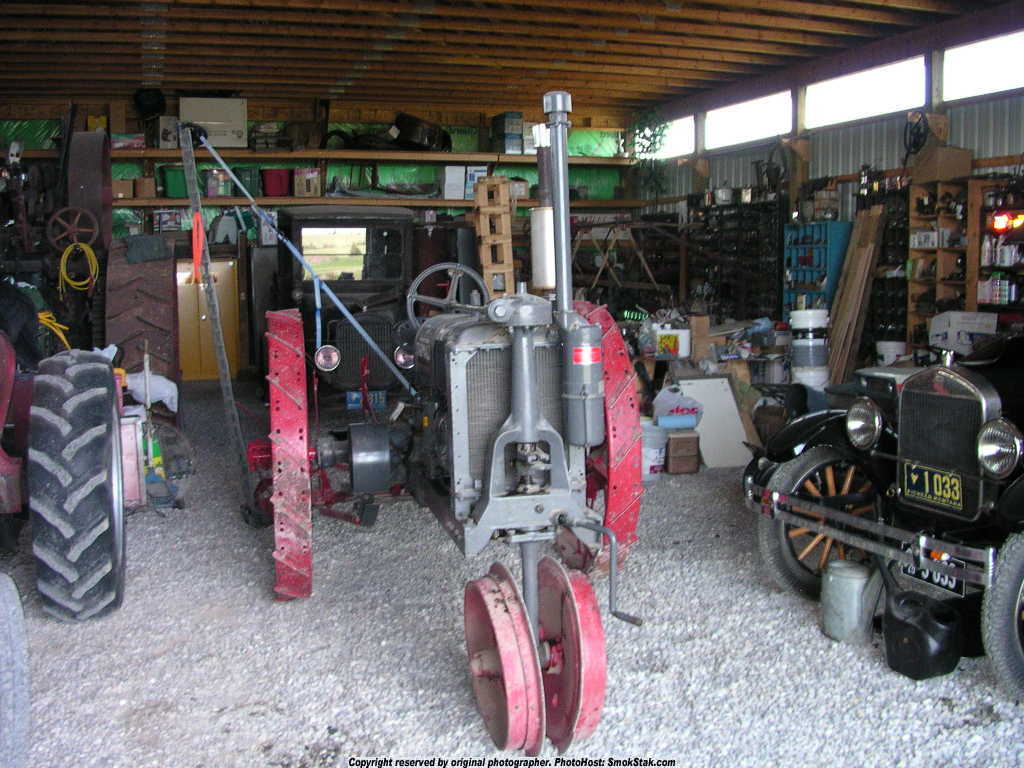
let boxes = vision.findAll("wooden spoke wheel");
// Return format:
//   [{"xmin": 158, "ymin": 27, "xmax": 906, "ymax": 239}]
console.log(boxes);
[
  {"xmin": 537, "ymin": 555, "xmax": 606, "ymax": 753},
  {"xmin": 46, "ymin": 206, "xmax": 99, "ymax": 251},
  {"xmin": 757, "ymin": 446, "xmax": 877, "ymax": 599},
  {"xmin": 463, "ymin": 563, "xmax": 545, "ymax": 755}
]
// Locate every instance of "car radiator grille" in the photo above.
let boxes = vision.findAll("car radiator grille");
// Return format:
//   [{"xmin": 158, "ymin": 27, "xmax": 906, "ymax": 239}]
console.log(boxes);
[
  {"xmin": 327, "ymin": 313, "xmax": 394, "ymax": 390},
  {"xmin": 899, "ymin": 386, "xmax": 981, "ymax": 518},
  {"xmin": 465, "ymin": 345, "xmax": 563, "ymax": 483}
]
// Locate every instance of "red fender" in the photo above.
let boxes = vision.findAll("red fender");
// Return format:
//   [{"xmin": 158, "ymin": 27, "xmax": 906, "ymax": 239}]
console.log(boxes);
[{"xmin": 556, "ymin": 302, "xmax": 643, "ymax": 573}]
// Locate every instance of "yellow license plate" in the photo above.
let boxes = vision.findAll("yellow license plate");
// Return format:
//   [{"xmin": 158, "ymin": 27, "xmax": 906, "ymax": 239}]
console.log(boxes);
[{"xmin": 902, "ymin": 462, "xmax": 963, "ymax": 511}]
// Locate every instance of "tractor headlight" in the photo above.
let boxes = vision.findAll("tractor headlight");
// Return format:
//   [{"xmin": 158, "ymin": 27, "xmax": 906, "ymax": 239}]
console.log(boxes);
[
  {"xmin": 393, "ymin": 343, "xmax": 416, "ymax": 370},
  {"xmin": 314, "ymin": 344, "xmax": 341, "ymax": 372},
  {"xmin": 846, "ymin": 397, "xmax": 883, "ymax": 450},
  {"xmin": 977, "ymin": 418, "xmax": 1023, "ymax": 480}
]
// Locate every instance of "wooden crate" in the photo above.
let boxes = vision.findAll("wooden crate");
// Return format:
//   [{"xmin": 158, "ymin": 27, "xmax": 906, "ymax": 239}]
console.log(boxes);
[
  {"xmin": 665, "ymin": 429, "xmax": 700, "ymax": 474},
  {"xmin": 473, "ymin": 176, "xmax": 515, "ymax": 296}
]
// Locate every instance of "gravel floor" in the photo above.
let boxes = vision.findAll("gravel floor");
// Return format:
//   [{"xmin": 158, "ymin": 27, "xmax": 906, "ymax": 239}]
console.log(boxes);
[{"xmin": 3, "ymin": 381, "xmax": 1024, "ymax": 767}]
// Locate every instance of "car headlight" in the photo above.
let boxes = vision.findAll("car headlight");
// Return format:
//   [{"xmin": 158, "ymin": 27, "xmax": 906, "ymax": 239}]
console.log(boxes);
[
  {"xmin": 314, "ymin": 344, "xmax": 341, "ymax": 372},
  {"xmin": 393, "ymin": 343, "xmax": 416, "ymax": 370},
  {"xmin": 977, "ymin": 418, "xmax": 1023, "ymax": 479},
  {"xmin": 846, "ymin": 397, "xmax": 883, "ymax": 450}
]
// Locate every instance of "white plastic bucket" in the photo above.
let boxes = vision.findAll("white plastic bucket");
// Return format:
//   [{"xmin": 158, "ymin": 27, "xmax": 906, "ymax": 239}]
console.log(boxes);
[
  {"xmin": 876, "ymin": 341, "xmax": 908, "ymax": 366},
  {"xmin": 640, "ymin": 417, "xmax": 668, "ymax": 479},
  {"xmin": 792, "ymin": 365, "xmax": 830, "ymax": 391},
  {"xmin": 792, "ymin": 338, "xmax": 829, "ymax": 367},
  {"xmin": 790, "ymin": 309, "xmax": 829, "ymax": 330}
]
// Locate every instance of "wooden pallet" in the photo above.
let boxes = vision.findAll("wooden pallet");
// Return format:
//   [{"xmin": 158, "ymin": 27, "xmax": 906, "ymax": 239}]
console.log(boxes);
[{"xmin": 472, "ymin": 176, "xmax": 515, "ymax": 296}]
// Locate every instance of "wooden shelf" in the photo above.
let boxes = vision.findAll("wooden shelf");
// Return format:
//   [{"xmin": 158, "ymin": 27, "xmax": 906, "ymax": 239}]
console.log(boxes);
[
  {"xmin": 113, "ymin": 196, "xmax": 647, "ymax": 209},
  {"xmin": 26, "ymin": 147, "xmax": 632, "ymax": 167},
  {"xmin": 978, "ymin": 303, "xmax": 1024, "ymax": 311}
]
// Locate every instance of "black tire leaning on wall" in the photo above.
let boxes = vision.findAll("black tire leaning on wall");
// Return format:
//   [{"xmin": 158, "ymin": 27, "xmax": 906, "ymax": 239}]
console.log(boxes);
[{"xmin": 27, "ymin": 350, "xmax": 125, "ymax": 621}]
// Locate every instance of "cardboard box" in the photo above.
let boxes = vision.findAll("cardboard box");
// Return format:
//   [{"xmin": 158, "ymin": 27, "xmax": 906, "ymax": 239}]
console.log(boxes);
[
  {"xmin": 112, "ymin": 179, "xmax": 134, "ymax": 199},
  {"xmin": 158, "ymin": 116, "xmax": 179, "ymax": 149},
  {"xmin": 666, "ymin": 454, "xmax": 700, "ymax": 474},
  {"xmin": 134, "ymin": 177, "xmax": 157, "ymax": 198},
  {"xmin": 688, "ymin": 315, "xmax": 712, "ymax": 361},
  {"xmin": 491, "ymin": 111, "xmax": 523, "ymax": 137},
  {"xmin": 929, "ymin": 311, "xmax": 998, "ymax": 355},
  {"xmin": 153, "ymin": 209, "xmax": 183, "ymax": 232},
  {"xmin": 443, "ymin": 166, "xmax": 465, "ymax": 200},
  {"xmin": 465, "ymin": 165, "xmax": 489, "ymax": 199},
  {"xmin": 912, "ymin": 145, "xmax": 972, "ymax": 183},
  {"xmin": 493, "ymin": 133, "xmax": 523, "ymax": 154},
  {"xmin": 179, "ymin": 97, "xmax": 247, "ymax": 147},
  {"xmin": 523, "ymin": 121, "xmax": 539, "ymax": 154},
  {"xmin": 293, "ymin": 168, "xmax": 321, "ymax": 197}
]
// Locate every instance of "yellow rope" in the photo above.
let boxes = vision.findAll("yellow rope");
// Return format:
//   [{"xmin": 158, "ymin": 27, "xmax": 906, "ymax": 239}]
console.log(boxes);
[
  {"xmin": 59, "ymin": 242, "xmax": 99, "ymax": 298},
  {"xmin": 37, "ymin": 311, "xmax": 71, "ymax": 350}
]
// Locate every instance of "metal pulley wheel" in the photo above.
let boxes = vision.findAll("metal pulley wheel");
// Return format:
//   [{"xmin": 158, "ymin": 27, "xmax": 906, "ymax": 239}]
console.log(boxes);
[
  {"xmin": 46, "ymin": 206, "xmax": 99, "ymax": 251},
  {"xmin": 464, "ymin": 562, "xmax": 545, "ymax": 755},
  {"xmin": 537, "ymin": 555, "xmax": 607, "ymax": 753}
]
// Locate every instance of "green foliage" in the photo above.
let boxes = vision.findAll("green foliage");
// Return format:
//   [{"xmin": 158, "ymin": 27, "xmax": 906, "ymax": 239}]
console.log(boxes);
[{"xmin": 630, "ymin": 106, "xmax": 669, "ymax": 199}]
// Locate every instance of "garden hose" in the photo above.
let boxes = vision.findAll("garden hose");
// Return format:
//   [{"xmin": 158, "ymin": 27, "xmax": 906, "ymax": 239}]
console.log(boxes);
[
  {"xmin": 59, "ymin": 242, "xmax": 99, "ymax": 298},
  {"xmin": 37, "ymin": 311, "xmax": 71, "ymax": 350}
]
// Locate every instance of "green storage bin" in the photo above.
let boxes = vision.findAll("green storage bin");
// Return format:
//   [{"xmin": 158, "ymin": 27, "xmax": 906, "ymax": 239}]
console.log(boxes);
[
  {"xmin": 231, "ymin": 165, "xmax": 261, "ymax": 197},
  {"xmin": 160, "ymin": 164, "xmax": 188, "ymax": 198}
]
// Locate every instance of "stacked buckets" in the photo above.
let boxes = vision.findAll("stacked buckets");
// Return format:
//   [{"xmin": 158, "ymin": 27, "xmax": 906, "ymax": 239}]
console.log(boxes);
[{"xmin": 790, "ymin": 309, "xmax": 830, "ymax": 403}]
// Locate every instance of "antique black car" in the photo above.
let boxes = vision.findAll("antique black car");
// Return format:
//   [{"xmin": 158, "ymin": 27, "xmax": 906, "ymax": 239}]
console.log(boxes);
[{"xmin": 743, "ymin": 335, "xmax": 1024, "ymax": 698}]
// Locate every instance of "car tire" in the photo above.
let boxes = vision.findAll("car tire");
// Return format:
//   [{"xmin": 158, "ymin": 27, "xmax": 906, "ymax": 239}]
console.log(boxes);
[
  {"xmin": 27, "ymin": 350, "xmax": 125, "ymax": 621},
  {"xmin": 981, "ymin": 531, "xmax": 1024, "ymax": 700},
  {"xmin": 0, "ymin": 572, "xmax": 29, "ymax": 768},
  {"xmin": 757, "ymin": 445, "xmax": 878, "ymax": 600}
]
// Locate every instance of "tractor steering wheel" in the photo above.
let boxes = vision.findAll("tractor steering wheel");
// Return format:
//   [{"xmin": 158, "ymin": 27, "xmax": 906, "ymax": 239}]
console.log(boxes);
[{"xmin": 406, "ymin": 262, "xmax": 490, "ymax": 329}]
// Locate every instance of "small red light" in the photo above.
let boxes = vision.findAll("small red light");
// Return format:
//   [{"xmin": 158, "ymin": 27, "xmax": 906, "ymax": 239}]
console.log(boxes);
[{"xmin": 572, "ymin": 346, "xmax": 602, "ymax": 365}]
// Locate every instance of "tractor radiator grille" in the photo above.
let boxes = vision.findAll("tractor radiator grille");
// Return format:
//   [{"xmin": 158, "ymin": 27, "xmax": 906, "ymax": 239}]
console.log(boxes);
[
  {"xmin": 465, "ymin": 345, "xmax": 563, "ymax": 483},
  {"xmin": 327, "ymin": 313, "xmax": 394, "ymax": 390}
]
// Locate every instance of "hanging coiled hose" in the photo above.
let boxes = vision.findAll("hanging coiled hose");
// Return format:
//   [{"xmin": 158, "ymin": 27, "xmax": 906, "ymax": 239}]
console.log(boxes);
[{"xmin": 58, "ymin": 242, "xmax": 99, "ymax": 298}]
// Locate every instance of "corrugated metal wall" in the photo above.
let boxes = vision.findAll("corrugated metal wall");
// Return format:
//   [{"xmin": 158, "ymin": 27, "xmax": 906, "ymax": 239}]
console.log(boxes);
[
  {"xmin": 948, "ymin": 92, "xmax": 1024, "ymax": 161},
  {"xmin": 647, "ymin": 90, "xmax": 1024, "ymax": 210},
  {"xmin": 809, "ymin": 115, "xmax": 906, "ymax": 178}
]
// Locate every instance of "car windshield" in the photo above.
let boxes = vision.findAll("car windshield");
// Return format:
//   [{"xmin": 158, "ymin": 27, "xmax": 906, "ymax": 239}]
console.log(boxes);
[{"xmin": 300, "ymin": 226, "xmax": 402, "ymax": 281}]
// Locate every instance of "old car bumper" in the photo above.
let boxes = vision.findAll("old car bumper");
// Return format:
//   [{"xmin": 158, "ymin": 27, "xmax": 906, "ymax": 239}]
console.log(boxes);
[{"xmin": 743, "ymin": 477, "xmax": 997, "ymax": 588}]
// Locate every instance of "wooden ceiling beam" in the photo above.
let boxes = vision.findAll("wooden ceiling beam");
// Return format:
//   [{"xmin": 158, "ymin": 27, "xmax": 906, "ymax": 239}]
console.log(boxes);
[
  {"xmin": 439, "ymin": 0, "xmax": 892, "ymax": 36},
  {"xmin": 0, "ymin": 19, "xmax": 808, "ymax": 61},
  {"xmin": 690, "ymin": 0, "xmax": 961, "ymax": 16},
  {"xmin": 3, "ymin": 59, "xmax": 720, "ymax": 92},
  {"xmin": 651, "ymin": 0, "xmax": 923, "ymax": 25},
  {"xmin": 0, "ymin": 72, "xmax": 675, "ymax": 101},
  {"xmin": 86, "ymin": 0, "xmax": 851, "ymax": 48},
  {"xmin": 0, "ymin": 39, "xmax": 763, "ymax": 77},
  {"xmin": 6, "ymin": 4, "xmax": 829, "ymax": 55},
  {"xmin": 839, "ymin": 0, "xmax": 964, "ymax": 12},
  {"xmin": 0, "ymin": 83, "xmax": 649, "ymax": 108}
]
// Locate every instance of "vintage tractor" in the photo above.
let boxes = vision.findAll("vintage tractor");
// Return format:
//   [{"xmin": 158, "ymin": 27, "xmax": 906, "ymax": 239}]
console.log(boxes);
[{"xmin": 242, "ymin": 92, "xmax": 644, "ymax": 752}]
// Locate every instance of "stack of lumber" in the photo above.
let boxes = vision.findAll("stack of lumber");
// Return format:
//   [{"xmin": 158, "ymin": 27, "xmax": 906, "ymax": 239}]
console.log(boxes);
[{"xmin": 827, "ymin": 205, "xmax": 886, "ymax": 385}]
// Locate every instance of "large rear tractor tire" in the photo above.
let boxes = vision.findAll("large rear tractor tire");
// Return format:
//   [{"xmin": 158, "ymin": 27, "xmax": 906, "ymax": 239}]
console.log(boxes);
[
  {"xmin": 27, "ymin": 350, "xmax": 125, "ymax": 621},
  {"xmin": 0, "ymin": 572, "xmax": 29, "ymax": 768}
]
